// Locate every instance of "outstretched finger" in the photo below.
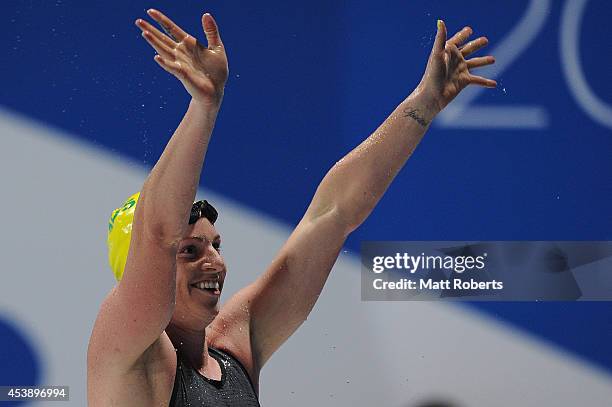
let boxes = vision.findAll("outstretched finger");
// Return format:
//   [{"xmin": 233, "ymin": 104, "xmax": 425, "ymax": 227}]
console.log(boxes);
[
  {"xmin": 467, "ymin": 55, "xmax": 495, "ymax": 69},
  {"xmin": 141, "ymin": 30, "xmax": 174, "ymax": 60},
  {"xmin": 460, "ymin": 37, "xmax": 489, "ymax": 58},
  {"xmin": 135, "ymin": 18, "xmax": 176, "ymax": 48},
  {"xmin": 202, "ymin": 13, "xmax": 223, "ymax": 48},
  {"xmin": 469, "ymin": 74, "xmax": 497, "ymax": 88},
  {"xmin": 448, "ymin": 26, "xmax": 473, "ymax": 47},
  {"xmin": 154, "ymin": 55, "xmax": 183, "ymax": 78},
  {"xmin": 432, "ymin": 19, "xmax": 447, "ymax": 55},
  {"xmin": 147, "ymin": 9, "xmax": 189, "ymax": 42}
]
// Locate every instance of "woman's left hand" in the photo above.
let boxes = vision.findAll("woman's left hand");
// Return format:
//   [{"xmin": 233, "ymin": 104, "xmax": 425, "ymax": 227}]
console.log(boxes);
[{"xmin": 418, "ymin": 20, "xmax": 496, "ymax": 112}]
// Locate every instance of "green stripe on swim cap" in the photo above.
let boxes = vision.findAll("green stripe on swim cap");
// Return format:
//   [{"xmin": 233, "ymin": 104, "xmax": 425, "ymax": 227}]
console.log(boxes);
[
  {"xmin": 108, "ymin": 196, "xmax": 138, "ymax": 231},
  {"xmin": 107, "ymin": 192, "xmax": 140, "ymax": 281},
  {"xmin": 108, "ymin": 208, "xmax": 120, "ymax": 232}
]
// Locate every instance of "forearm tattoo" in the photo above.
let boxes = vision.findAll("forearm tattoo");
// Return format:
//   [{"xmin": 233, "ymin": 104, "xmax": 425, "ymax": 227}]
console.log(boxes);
[{"xmin": 402, "ymin": 107, "xmax": 429, "ymax": 127}]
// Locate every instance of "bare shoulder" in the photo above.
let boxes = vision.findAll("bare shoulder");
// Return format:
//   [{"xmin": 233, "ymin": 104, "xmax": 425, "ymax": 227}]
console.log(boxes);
[
  {"xmin": 87, "ymin": 332, "xmax": 177, "ymax": 406},
  {"xmin": 207, "ymin": 287, "xmax": 261, "ymax": 391}
]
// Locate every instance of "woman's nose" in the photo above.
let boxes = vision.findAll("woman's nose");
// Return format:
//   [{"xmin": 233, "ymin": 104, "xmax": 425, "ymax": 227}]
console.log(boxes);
[
  {"xmin": 202, "ymin": 261, "xmax": 220, "ymax": 272},
  {"xmin": 201, "ymin": 244, "xmax": 223, "ymax": 270},
  {"xmin": 203, "ymin": 254, "xmax": 222, "ymax": 270}
]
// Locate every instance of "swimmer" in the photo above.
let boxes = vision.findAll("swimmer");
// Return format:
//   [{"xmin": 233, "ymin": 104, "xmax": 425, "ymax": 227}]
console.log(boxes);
[{"xmin": 87, "ymin": 9, "xmax": 496, "ymax": 406}]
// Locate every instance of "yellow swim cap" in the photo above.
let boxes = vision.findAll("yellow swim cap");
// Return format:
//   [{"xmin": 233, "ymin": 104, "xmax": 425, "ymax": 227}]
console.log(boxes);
[{"xmin": 107, "ymin": 192, "xmax": 140, "ymax": 281}]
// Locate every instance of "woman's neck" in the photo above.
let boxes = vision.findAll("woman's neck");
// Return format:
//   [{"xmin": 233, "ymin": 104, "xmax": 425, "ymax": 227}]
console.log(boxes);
[{"xmin": 166, "ymin": 322, "xmax": 210, "ymax": 369}]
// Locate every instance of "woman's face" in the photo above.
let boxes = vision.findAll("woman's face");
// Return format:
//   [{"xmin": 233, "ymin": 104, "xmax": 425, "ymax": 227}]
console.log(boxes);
[{"xmin": 171, "ymin": 217, "xmax": 226, "ymax": 329}]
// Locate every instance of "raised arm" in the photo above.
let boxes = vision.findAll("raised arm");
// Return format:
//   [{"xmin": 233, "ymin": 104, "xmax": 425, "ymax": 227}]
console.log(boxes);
[
  {"xmin": 311, "ymin": 21, "xmax": 496, "ymax": 231},
  {"xmin": 221, "ymin": 20, "xmax": 496, "ymax": 369},
  {"xmin": 88, "ymin": 10, "xmax": 228, "ymax": 372}
]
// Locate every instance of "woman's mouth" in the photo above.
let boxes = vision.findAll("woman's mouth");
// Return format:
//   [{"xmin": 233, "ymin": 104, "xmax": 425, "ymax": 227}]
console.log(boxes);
[{"xmin": 190, "ymin": 280, "xmax": 221, "ymax": 296}]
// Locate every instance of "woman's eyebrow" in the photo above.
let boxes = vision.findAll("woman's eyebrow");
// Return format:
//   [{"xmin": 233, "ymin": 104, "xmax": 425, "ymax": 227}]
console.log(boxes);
[{"xmin": 188, "ymin": 235, "xmax": 221, "ymax": 241}]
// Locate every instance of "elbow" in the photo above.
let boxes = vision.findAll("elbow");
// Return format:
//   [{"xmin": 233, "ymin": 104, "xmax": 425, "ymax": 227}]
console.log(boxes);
[
  {"xmin": 306, "ymin": 195, "xmax": 376, "ymax": 235},
  {"xmin": 308, "ymin": 171, "xmax": 379, "ymax": 234},
  {"xmin": 315, "ymin": 201, "xmax": 368, "ymax": 236},
  {"xmin": 335, "ymin": 192, "xmax": 378, "ymax": 234},
  {"xmin": 337, "ymin": 205, "xmax": 369, "ymax": 234},
  {"xmin": 143, "ymin": 222, "xmax": 184, "ymax": 250},
  {"xmin": 138, "ymin": 184, "xmax": 190, "ymax": 246}
]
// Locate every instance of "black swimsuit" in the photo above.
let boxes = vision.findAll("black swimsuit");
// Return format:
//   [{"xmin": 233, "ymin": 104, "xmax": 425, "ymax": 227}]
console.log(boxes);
[{"xmin": 169, "ymin": 347, "xmax": 261, "ymax": 406}]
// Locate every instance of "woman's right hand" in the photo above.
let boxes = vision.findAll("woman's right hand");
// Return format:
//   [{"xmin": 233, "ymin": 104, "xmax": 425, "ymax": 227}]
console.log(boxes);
[{"xmin": 136, "ymin": 9, "xmax": 229, "ymax": 106}]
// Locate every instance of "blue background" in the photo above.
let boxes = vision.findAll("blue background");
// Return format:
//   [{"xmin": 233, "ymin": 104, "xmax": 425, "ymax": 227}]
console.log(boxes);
[{"xmin": 2, "ymin": 0, "xmax": 611, "ymax": 381}]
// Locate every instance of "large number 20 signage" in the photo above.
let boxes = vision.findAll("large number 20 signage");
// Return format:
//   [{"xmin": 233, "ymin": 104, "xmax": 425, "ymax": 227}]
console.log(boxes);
[{"xmin": 436, "ymin": 0, "xmax": 611, "ymax": 130}]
